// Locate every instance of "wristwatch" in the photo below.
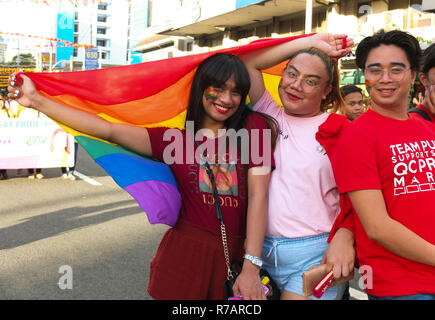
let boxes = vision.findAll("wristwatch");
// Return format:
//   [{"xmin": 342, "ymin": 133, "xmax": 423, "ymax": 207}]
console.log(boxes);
[{"xmin": 243, "ymin": 254, "xmax": 263, "ymax": 268}]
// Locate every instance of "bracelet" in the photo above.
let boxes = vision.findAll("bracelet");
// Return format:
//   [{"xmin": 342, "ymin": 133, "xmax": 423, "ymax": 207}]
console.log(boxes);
[{"xmin": 243, "ymin": 254, "xmax": 263, "ymax": 268}]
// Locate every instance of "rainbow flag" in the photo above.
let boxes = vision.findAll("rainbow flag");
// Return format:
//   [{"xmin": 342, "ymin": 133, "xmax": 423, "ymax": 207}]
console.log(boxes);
[{"xmin": 22, "ymin": 34, "xmax": 311, "ymax": 226}]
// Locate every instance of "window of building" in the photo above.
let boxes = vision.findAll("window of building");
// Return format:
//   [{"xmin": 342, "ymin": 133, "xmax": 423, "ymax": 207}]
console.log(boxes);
[
  {"xmin": 410, "ymin": 0, "xmax": 423, "ymax": 11},
  {"xmin": 74, "ymin": 35, "xmax": 78, "ymax": 43},
  {"xmin": 211, "ymin": 38, "xmax": 223, "ymax": 47},
  {"xmin": 97, "ymin": 39, "xmax": 107, "ymax": 47},
  {"xmin": 97, "ymin": 28, "xmax": 106, "ymax": 35},
  {"xmin": 98, "ymin": 4, "xmax": 107, "ymax": 10},
  {"xmin": 97, "ymin": 15, "xmax": 107, "ymax": 22},
  {"xmin": 186, "ymin": 41, "xmax": 193, "ymax": 51},
  {"xmin": 73, "ymin": 47, "xmax": 78, "ymax": 57},
  {"xmin": 74, "ymin": 23, "xmax": 79, "ymax": 33}
]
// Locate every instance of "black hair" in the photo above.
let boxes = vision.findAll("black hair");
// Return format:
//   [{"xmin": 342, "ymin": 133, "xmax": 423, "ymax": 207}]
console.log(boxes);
[
  {"xmin": 340, "ymin": 85, "xmax": 363, "ymax": 98},
  {"xmin": 356, "ymin": 29, "xmax": 422, "ymax": 71},
  {"xmin": 185, "ymin": 53, "xmax": 278, "ymax": 148},
  {"xmin": 422, "ymin": 42, "xmax": 435, "ymax": 75},
  {"xmin": 185, "ymin": 53, "xmax": 250, "ymax": 134}
]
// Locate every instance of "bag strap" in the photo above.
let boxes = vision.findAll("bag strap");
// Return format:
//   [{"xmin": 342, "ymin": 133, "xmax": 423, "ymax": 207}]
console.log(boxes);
[
  {"xmin": 194, "ymin": 139, "xmax": 234, "ymax": 280},
  {"xmin": 409, "ymin": 107, "xmax": 432, "ymax": 122}
]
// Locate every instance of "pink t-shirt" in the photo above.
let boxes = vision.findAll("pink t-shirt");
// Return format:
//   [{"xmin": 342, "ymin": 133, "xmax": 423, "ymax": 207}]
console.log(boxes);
[{"xmin": 253, "ymin": 90, "xmax": 340, "ymax": 238}]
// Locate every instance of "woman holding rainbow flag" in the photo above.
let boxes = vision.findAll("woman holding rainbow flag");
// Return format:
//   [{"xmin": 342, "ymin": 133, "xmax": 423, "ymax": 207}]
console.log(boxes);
[{"xmin": 8, "ymin": 53, "xmax": 277, "ymax": 300}]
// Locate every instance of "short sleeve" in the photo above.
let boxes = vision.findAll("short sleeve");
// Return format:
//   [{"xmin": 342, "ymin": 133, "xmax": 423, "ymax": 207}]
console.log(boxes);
[
  {"xmin": 245, "ymin": 113, "xmax": 275, "ymax": 170},
  {"xmin": 335, "ymin": 125, "xmax": 382, "ymax": 194},
  {"xmin": 328, "ymin": 194, "xmax": 356, "ymax": 242},
  {"xmin": 252, "ymin": 90, "xmax": 281, "ymax": 118},
  {"xmin": 147, "ymin": 127, "xmax": 179, "ymax": 162}
]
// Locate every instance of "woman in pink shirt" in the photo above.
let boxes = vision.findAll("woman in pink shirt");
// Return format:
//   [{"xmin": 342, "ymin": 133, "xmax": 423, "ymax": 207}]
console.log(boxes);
[{"xmin": 241, "ymin": 33, "xmax": 355, "ymax": 300}]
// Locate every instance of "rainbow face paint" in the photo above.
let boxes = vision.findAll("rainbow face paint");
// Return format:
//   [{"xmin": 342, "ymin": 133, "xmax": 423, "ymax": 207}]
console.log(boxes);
[
  {"xmin": 278, "ymin": 78, "xmax": 283, "ymax": 89},
  {"xmin": 365, "ymin": 79, "xmax": 372, "ymax": 93},
  {"xmin": 204, "ymin": 87, "xmax": 219, "ymax": 100}
]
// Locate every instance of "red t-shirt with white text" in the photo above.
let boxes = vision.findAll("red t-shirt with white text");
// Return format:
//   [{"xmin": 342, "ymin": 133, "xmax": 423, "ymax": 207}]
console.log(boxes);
[
  {"xmin": 336, "ymin": 109, "xmax": 435, "ymax": 297},
  {"xmin": 147, "ymin": 113, "xmax": 275, "ymax": 237}
]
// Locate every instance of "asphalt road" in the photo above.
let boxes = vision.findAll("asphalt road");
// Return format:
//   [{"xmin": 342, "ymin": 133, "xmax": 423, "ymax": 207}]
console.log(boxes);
[
  {"xmin": 0, "ymin": 145, "xmax": 168, "ymax": 299},
  {"xmin": 0, "ymin": 145, "xmax": 367, "ymax": 300}
]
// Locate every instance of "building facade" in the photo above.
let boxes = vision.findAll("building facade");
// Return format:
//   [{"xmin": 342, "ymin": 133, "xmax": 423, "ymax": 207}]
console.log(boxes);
[
  {"xmin": 0, "ymin": 1, "xmax": 131, "ymax": 70},
  {"xmin": 67, "ymin": 1, "xmax": 130, "ymax": 68},
  {"xmin": 0, "ymin": 36, "xmax": 6, "ymax": 64},
  {"xmin": 132, "ymin": 0, "xmax": 435, "ymax": 78}
]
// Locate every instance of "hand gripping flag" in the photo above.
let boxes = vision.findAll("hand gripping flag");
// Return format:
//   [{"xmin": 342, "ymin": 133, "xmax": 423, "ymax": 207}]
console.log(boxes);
[{"xmin": 20, "ymin": 34, "xmax": 312, "ymax": 227}]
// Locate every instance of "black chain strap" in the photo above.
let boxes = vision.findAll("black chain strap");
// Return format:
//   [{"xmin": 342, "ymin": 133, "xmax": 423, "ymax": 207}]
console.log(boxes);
[{"xmin": 194, "ymin": 139, "xmax": 233, "ymax": 279}]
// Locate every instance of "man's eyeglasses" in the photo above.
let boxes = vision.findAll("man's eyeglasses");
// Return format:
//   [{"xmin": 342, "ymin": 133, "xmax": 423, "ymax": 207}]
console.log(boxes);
[{"xmin": 365, "ymin": 66, "xmax": 411, "ymax": 82}]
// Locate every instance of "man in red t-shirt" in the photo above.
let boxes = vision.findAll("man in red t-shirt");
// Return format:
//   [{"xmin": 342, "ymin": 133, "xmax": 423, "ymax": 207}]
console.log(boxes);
[{"xmin": 336, "ymin": 30, "xmax": 435, "ymax": 299}]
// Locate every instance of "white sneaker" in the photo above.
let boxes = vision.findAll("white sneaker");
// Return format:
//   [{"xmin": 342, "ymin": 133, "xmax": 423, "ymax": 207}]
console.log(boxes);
[
  {"xmin": 68, "ymin": 174, "xmax": 76, "ymax": 181},
  {"xmin": 36, "ymin": 173, "xmax": 44, "ymax": 179},
  {"xmin": 61, "ymin": 173, "xmax": 68, "ymax": 179},
  {"xmin": 28, "ymin": 174, "xmax": 35, "ymax": 179}
]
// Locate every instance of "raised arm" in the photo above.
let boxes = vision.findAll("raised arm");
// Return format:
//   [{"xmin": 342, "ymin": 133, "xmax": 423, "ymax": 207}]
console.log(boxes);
[
  {"xmin": 241, "ymin": 33, "xmax": 353, "ymax": 106},
  {"xmin": 348, "ymin": 189, "xmax": 435, "ymax": 266},
  {"xmin": 8, "ymin": 74, "xmax": 152, "ymax": 157}
]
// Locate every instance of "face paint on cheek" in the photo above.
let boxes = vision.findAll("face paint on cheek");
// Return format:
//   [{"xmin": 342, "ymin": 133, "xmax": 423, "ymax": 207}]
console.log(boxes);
[
  {"xmin": 278, "ymin": 78, "xmax": 283, "ymax": 89},
  {"xmin": 365, "ymin": 79, "xmax": 372, "ymax": 93},
  {"xmin": 204, "ymin": 87, "xmax": 219, "ymax": 100}
]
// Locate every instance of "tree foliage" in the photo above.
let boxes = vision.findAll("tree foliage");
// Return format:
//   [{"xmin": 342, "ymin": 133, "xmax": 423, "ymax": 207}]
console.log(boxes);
[{"xmin": 9, "ymin": 53, "xmax": 36, "ymax": 66}]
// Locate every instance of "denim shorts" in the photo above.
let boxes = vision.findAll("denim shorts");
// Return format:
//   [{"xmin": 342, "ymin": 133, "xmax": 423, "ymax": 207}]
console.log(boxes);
[{"xmin": 261, "ymin": 233, "xmax": 346, "ymax": 300}]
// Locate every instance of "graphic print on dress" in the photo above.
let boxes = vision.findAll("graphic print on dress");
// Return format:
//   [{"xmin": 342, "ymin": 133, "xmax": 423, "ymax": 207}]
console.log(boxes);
[{"xmin": 199, "ymin": 162, "xmax": 239, "ymax": 196}]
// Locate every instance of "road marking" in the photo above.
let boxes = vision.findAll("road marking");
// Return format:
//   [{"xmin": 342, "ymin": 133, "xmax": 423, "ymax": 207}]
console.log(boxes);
[
  {"xmin": 73, "ymin": 171, "xmax": 102, "ymax": 186},
  {"xmin": 349, "ymin": 287, "xmax": 368, "ymax": 300}
]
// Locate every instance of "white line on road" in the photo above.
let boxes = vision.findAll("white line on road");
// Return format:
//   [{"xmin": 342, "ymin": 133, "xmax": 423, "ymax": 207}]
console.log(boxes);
[{"xmin": 73, "ymin": 171, "xmax": 102, "ymax": 186}]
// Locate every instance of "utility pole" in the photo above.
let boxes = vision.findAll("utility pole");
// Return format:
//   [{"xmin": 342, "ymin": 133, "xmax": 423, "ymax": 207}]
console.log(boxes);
[
  {"xmin": 16, "ymin": 39, "xmax": 21, "ymax": 66},
  {"xmin": 305, "ymin": 0, "xmax": 312, "ymax": 34},
  {"xmin": 49, "ymin": 42, "xmax": 53, "ymax": 72}
]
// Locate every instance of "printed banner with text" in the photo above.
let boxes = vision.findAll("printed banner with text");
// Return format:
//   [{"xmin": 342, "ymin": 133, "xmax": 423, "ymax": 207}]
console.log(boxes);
[{"xmin": 0, "ymin": 117, "xmax": 75, "ymax": 169}]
